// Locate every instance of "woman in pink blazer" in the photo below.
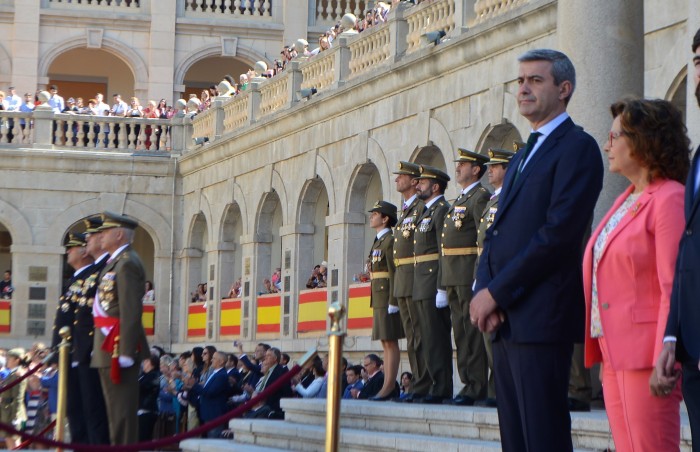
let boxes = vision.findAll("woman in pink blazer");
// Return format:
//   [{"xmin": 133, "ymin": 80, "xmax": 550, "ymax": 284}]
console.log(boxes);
[{"xmin": 583, "ymin": 98, "xmax": 690, "ymax": 452}]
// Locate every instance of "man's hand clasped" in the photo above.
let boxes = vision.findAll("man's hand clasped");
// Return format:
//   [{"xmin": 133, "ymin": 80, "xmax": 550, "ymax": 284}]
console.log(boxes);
[
  {"xmin": 469, "ymin": 288, "xmax": 505, "ymax": 334},
  {"xmin": 650, "ymin": 342, "xmax": 681, "ymax": 397}
]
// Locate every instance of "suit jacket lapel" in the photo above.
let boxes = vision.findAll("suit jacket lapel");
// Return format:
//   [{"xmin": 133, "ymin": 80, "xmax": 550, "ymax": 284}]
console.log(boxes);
[
  {"xmin": 498, "ymin": 118, "xmax": 574, "ymax": 221},
  {"xmin": 687, "ymin": 152, "xmax": 700, "ymax": 222}
]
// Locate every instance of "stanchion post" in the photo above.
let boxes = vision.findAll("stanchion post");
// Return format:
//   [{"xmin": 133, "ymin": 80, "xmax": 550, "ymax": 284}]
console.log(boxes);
[
  {"xmin": 325, "ymin": 302, "xmax": 346, "ymax": 452},
  {"xmin": 55, "ymin": 326, "xmax": 71, "ymax": 452}
]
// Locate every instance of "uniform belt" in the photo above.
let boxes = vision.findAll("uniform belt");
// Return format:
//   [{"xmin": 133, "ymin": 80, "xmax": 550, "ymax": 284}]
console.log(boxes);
[
  {"xmin": 441, "ymin": 247, "xmax": 479, "ymax": 256},
  {"xmin": 477, "ymin": 247, "xmax": 483, "ymax": 257},
  {"xmin": 394, "ymin": 257, "xmax": 414, "ymax": 267},
  {"xmin": 370, "ymin": 271, "xmax": 390, "ymax": 280},
  {"xmin": 414, "ymin": 253, "xmax": 439, "ymax": 264}
]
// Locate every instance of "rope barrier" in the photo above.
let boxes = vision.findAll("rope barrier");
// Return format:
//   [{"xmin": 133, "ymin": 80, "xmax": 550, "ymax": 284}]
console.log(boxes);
[
  {"xmin": 0, "ymin": 362, "xmax": 304, "ymax": 452},
  {"xmin": 0, "ymin": 352, "xmax": 55, "ymax": 395},
  {"xmin": 12, "ymin": 419, "xmax": 56, "ymax": 450}
]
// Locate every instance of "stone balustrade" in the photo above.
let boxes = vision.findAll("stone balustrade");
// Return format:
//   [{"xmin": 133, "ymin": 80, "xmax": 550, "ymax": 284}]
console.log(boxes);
[
  {"xmin": 46, "ymin": 0, "xmax": 141, "ymax": 11},
  {"xmin": 315, "ymin": 0, "xmax": 367, "ymax": 27},
  {"xmin": 191, "ymin": 106, "xmax": 216, "ymax": 142},
  {"xmin": 405, "ymin": 0, "xmax": 456, "ymax": 54},
  {"xmin": 182, "ymin": 0, "xmax": 272, "ymax": 18},
  {"xmin": 0, "ymin": 109, "xmax": 177, "ymax": 152},
  {"xmin": 222, "ymin": 93, "xmax": 250, "ymax": 134},
  {"xmin": 348, "ymin": 23, "xmax": 391, "ymax": 79},
  {"xmin": 259, "ymin": 71, "xmax": 291, "ymax": 118},
  {"xmin": 300, "ymin": 50, "xmax": 337, "ymax": 93},
  {"xmin": 472, "ymin": 0, "xmax": 529, "ymax": 25}
]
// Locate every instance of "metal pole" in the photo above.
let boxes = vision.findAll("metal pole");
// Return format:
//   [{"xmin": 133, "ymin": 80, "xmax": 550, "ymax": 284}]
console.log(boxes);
[
  {"xmin": 54, "ymin": 326, "xmax": 71, "ymax": 452},
  {"xmin": 325, "ymin": 302, "xmax": 346, "ymax": 452}
]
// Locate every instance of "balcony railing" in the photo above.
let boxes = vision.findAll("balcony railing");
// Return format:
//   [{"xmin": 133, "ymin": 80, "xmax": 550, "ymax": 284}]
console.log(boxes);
[
  {"xmin": 405, "ymin": 0, "xmax": 455, "ymax": 54},
  {"xmin": 472, "ymin": 0, "xmax": 528, "ymax": 25},
  {"xmin": 46, "ymin": 0, "xmax": 141, "ymax": 11},
  {"xmin": 182, "ymin": 0, "xmax": 272, "ymax": 19},
  {"xmin": 314, "ymin": 0, "xmax": 368, "ymax": 27}
]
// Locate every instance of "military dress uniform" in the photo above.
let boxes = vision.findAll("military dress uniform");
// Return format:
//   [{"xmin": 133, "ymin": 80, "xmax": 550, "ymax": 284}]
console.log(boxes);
[
  {"xmin": 441, "ymin": 149, "xmax": 491, "ymax": 403},
  {"xmin": 0, "ymin": 350, "xmax": 27, "ymax": 430},
  {"xmin": 91, "ymin": 212, "xmax": 150, "ymax": 445},
  {"xmin": 392, "ymin": 161, "xmax": 431, "ymax": 397},
  {"xmin": 412, "ymin": 165, "xmax": 453, "ymax": 401},
  {"xmin": 368, "ymin": 201, "xmax": 404, "ymax": 341},
  {"xmin": 51, "ymin": 231, "xmax": 110, "ymax": 444},
  {"xmin": 475, "ymin": 148, "xmax": 515, "ymax": 401}
]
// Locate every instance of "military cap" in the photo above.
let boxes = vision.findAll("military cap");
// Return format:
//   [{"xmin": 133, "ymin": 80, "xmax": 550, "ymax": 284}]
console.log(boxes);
[
  {"xmin": 65, "ymin": 232, "xmax": 87, "ymax": 248},
  {"xmin": 485, "ymin": 148, "xmax": 516, "ymax": 165},
  {"xmin": 97, "ymin": 211, "xmax": 139, "ymax": 231},
  {"xmin": 392, "ymin": 161, "xmax": 421, "ymax": 177},
  {"xmin": 513, "ymin": 140, "xmax": 526, "ymax": 152},
  {"xmin": 83, "ymin": 215, "xmax": 104, "ymax": 233},
  {"xmin": 417, "ymin": 165, "xmax": 451, "ymax": 183},
  {"xmin": 454, "ymin": 148, "xmax": 490, "ymax": 165},
  {"xmin": 368, "ymin": 200, "xmax": 398, "ymax": 222}
]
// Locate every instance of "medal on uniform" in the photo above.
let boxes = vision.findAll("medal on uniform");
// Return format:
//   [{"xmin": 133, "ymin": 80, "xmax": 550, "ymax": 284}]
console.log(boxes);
[
  {"xmin": 61, "ymin": 302, "xmax": 70, "ymax": 312},
  {"xmin": 452, "ymin": 207, "xmax": 466, "ymax": 229},
  {"xmin": 419, "ymin": 218, "xmax": 431, "ymax": 232}
]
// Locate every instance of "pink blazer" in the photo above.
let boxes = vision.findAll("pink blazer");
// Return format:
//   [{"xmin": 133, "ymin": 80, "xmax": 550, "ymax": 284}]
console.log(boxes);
[{"xmin": 583, "ymin": 179, "xmax": 685, "ymax": 370}]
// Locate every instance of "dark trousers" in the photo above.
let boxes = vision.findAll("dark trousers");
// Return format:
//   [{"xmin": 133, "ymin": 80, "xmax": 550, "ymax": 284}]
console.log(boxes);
[
  {"xmin": 415, "ymin": 297, "xmax": 453, "ymax": 398},
  {"xmin": 397, "ymin": 296, "xmax": 430, "ymax": 395},
  {"xmin": 77, "ymin": 364, "xmax": 110, "ymax": 444},
  {"xmin": 138, "ymin": 412, "xmax": 158, "ymax": 442},
  {"xmin": 568, "ymin": 342, "xmax": 592, "ymax": 402},
  {"xmin": 447, "ymin": 285, "xmax": 487, "ymax": 399},
  {"xmin": 682, "ymin": 358, "xmax": 700, "ymax": 452},
  {"xmin": 493, "ymin": 339, "xmax": 574, "ymax": 452},
  {"xmin": 99, "ymin": 365, "xmax": 140, "ymax": 445},
  {"xmin": 67, "ymin": 366, "xmax": 88, "ymax": 443}
]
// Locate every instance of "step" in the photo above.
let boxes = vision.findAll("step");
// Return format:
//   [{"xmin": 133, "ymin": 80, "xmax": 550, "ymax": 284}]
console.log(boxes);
[
  {"xmin": 180, "ymin": 438, "xmax": 289, "ymax": 452},
  {"xmin": 230, "ymin": 419, "xmax": 503, "ymax": 452}
]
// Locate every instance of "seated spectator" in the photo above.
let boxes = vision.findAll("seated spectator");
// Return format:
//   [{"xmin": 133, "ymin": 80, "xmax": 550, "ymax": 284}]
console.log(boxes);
[
  {"xmin": 142, "ymin": 280, "xmax": 155, "ymax": 303},
  {"xmin": 244, "ymin": 348, "xmax": 292, "ymax": 419},
  {"xmin": 292, "ymin": 356, "xmax": 325, "ymax": 398},
  {"xmin": 343, "ymin": 365, "xmax": 364, "ymax": 399},
  {"xmin": 280, "ymin": 353, "xmax": 290, "ymax": 372},
  {"xmin": 230, "ymin": 355, "xmax": 261, "ymax": 406},
  {"xmin": 227, "ymin": 278, "xmax": 242, "ymax": 298},
  {"xmin": 355, "ymin": 354, "xmax": 384, "ymax": 399},
  {"xmin": 399, "ymin": 371, "xmax": 412, "ymax": 399}
]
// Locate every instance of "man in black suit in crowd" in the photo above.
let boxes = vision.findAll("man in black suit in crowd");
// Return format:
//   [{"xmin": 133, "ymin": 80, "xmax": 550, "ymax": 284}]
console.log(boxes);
[
  {"xmin": 245, "ymin": 347, "xmax": 292, "ymax": 419},
  {"xmin": 471, "ymin": 49, "xmax": 604, "ymax": 452},
  {"xmin": 356, "ymin": 354, "xmax": 384, "ymax": 399},
  {"xmin": 653, "ymin": 28, "xmax": 700, "ymax": 449}
]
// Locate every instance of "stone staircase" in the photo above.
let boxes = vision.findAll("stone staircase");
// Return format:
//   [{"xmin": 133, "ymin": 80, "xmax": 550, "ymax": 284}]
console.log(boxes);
[{"xmin": 181, "ymin": 398, "xmax": 694, "ymax": 451}]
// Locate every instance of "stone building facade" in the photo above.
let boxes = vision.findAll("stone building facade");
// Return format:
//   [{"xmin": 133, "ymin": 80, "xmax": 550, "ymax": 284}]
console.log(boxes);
[{"xmin": 0, "ymin": 0, "xmax": 698, "ymax": 375}]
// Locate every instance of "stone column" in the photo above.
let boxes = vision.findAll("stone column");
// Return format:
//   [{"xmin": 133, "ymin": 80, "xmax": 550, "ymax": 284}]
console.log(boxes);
[
  {"xmin": 687, "ymin": 0, "xmax": 700, "ymax": 148},
  {"xmin": 152, "ymin": 252, "xmax": 174, "ymax": 345},
  {"xmin": 147, "ymin": 0, "xmax": 177, "ymax": 102},
  {"xmin": 326, "ymin": 212, "xmax": 366, "ymax": 315},
  {"xmin": 280, "ymin": 224, "xmax": 315, "ymax": 338},
  {"xmin": 178, "ymin": 247, "xmax": 203, "ymax": 342},
  {"xmin": 282, "ymin": 0, "xmax": 309, "ymax": 46},
  {"xmin": 558, "ymin": 0, "xmax": 644, "ymax": 225},
  {"xmin": 11, "ymin": 0, "xmax": 41, "ymax": 94}
]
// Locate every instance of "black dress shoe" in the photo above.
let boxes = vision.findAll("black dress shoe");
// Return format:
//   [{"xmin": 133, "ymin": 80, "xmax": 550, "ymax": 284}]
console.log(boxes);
[
  {"xmin": 567, "ymin": 397, "xmax": 591, "ymax": 412},
  {"xmin": 474, "ymin": 397, "xmax": 497, "ymax": 408},
  {"xmin": 443, "ymin": 395, "xmax": 476, "ymax": 406},
  {"xmin": 369, "ymin": 393, "xmax": 393, "ymax": 401},
  {"xmin": 415, "ymin": 395, "xmax": 445, "ymax": 404}
]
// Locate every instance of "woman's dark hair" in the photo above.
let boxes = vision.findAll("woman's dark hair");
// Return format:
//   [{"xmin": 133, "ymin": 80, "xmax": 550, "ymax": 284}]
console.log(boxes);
[
  {"xmin": 610, "ymin": 98, "xmax": 690, "ymax": 184},
  {"xmin": 380, "ymin": 213, "xmax": 397, "ymax": 229},
  {"xmin": 312, "ymin": 356, "xmax": 326, "ymax": 377},
  {"xmin": 191, "ymin": 347, "xmax": 204, "ymax": 368}
]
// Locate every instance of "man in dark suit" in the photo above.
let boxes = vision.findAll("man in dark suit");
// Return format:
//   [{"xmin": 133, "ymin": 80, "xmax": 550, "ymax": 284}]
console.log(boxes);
[
  {"xmin": 441, "ymin": 149, "xmax": 491, "ymax": 406},
  {"xmin": 471, "ymin": 49, "xmax": 604, "ymax": 452},
  {"xmin": 653, "ymin": 28, "xmax": 700, "ymax": 447},
  {"xmin": 392, "ymin": 160, "xmax": 429, "ymax": 401},
  {"xmin": 190, "ymin": 351, "xmax": 230, "ymax": 438},
  {"xmin": 412, "ymin": 165, "xmax": 453, "ymax": 404},
  {"xmin": 91, "ymin": 211, "xmax": 150, "ymax": 445},
  {"xmin": 245, "ymin": 347, "xmax": 292, "ymax": 419},
  {"xmin": 357, "ymin": 354, "xmax": 384, "ymax": 399}
]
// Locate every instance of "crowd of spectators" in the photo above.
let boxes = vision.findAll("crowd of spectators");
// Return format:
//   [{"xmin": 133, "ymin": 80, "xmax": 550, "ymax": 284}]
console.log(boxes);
[
  {"xmin": 305, "ymin": 261, "xmax": 328, "ymax": 289},
  {"xmin": 0, "ymin": 343, "xmax": 58, "ymax": 449},
  {"xmin": 190, "ymin": 283, "xmax": 208, "ymax": 304}
]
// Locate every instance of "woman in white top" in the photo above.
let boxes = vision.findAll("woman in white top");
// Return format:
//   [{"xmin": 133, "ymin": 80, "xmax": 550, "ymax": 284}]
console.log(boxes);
[{"xmin": 292, "ymin": 356, "xmax": 326, "ymax": 398}]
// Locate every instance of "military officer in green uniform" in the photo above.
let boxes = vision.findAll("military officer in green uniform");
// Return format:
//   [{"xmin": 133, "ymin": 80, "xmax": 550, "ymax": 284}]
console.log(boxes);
[
  {"xmin": 441, "ymin": 148, "xmax": 491, "ymax": 405},
  {"xmin": 367, "ymin": 200, "xmax": 404, "ymax": 400},
  {"xmin": 91, "ymin": 212, "xmax": 150, "ymax": 445},
  {"xmin": 475, "ymin": 147, "xmax": 514, "ymax": 407},
  {"xmin": 392, "ymin": 160, "xmax": 430, "ymax": 401},
  {"xmin": 412, "ymin": 164, "xmax": 453, "ymax": 403}
]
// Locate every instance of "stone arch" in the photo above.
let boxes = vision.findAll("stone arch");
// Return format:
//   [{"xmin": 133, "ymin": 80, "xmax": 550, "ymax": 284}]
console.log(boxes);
[
  {"xmin": 254, "ymin": 190, "xmax": 283, "ymax": 288},
  {"xmin": 314, "ymin": 153, "xmax": 337, "ymax": 214},
  {"xmin": 410, "ymin": 143, "xmax": 448, "ymax": 173},
  {"xmin": 39, "ymin": 36, "xmax": 148, "ymax": 89},
  {"xmin": 367, "ymin": 137, "xmax": 392, "ymax": 201},
  {"xmin": 270, "ymin": 169, "xmax": 289, "ymax": 224},
  {"xmin": 174, "ymin": 43, "xmax": 269, "ymax": 89},
  {"xmin": 0, "ymin": 199, "xmax": 32, "ymax": 246},
  {"xmin": 297, "ymin": 178, "xmax": 330, "ymax": 272},
  {"xmin": 0, "ymin": 43, "xmax": 11, "ymax": 86},
  {"xmin": 665, "ymin": 66, "xmax": 687, "ymax": 122},
  {"xmin": 346, "ymin": 162, "xmax": 382, "ymax": 279},
  {"xmin": 428, "ymin": 117, "xmax": 455, "ymax": 163},
  {"xmin": 45, "ymin": 197, "xmax": 170, "ymax": 251},
  {"xmin": 187, "ymin": 212, "xmax": 208, "ymax": 251},
  {"xmin": 232, "ymin": 181, "xmax": 250, "ymax": 236},
  {"xmin": 219, "ymin": 202, "xmax": 244, "ymax": 296},
  {"xmin": 474, "ymin": 121, "xmax": 522, "ymax": 155}
]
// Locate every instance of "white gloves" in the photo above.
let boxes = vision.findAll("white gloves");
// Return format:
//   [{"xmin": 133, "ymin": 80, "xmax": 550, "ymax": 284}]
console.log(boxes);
[
  {"xmin": 435, "ymin": 290, "xmax": 448, "ymax": 309},
  {"xmin": 118, "ymin": 356, "xmax": 135, "ymax": 367},
  {"xmin": 388, "ymin": 305, "xmax": 400, "ymax": 314}
]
